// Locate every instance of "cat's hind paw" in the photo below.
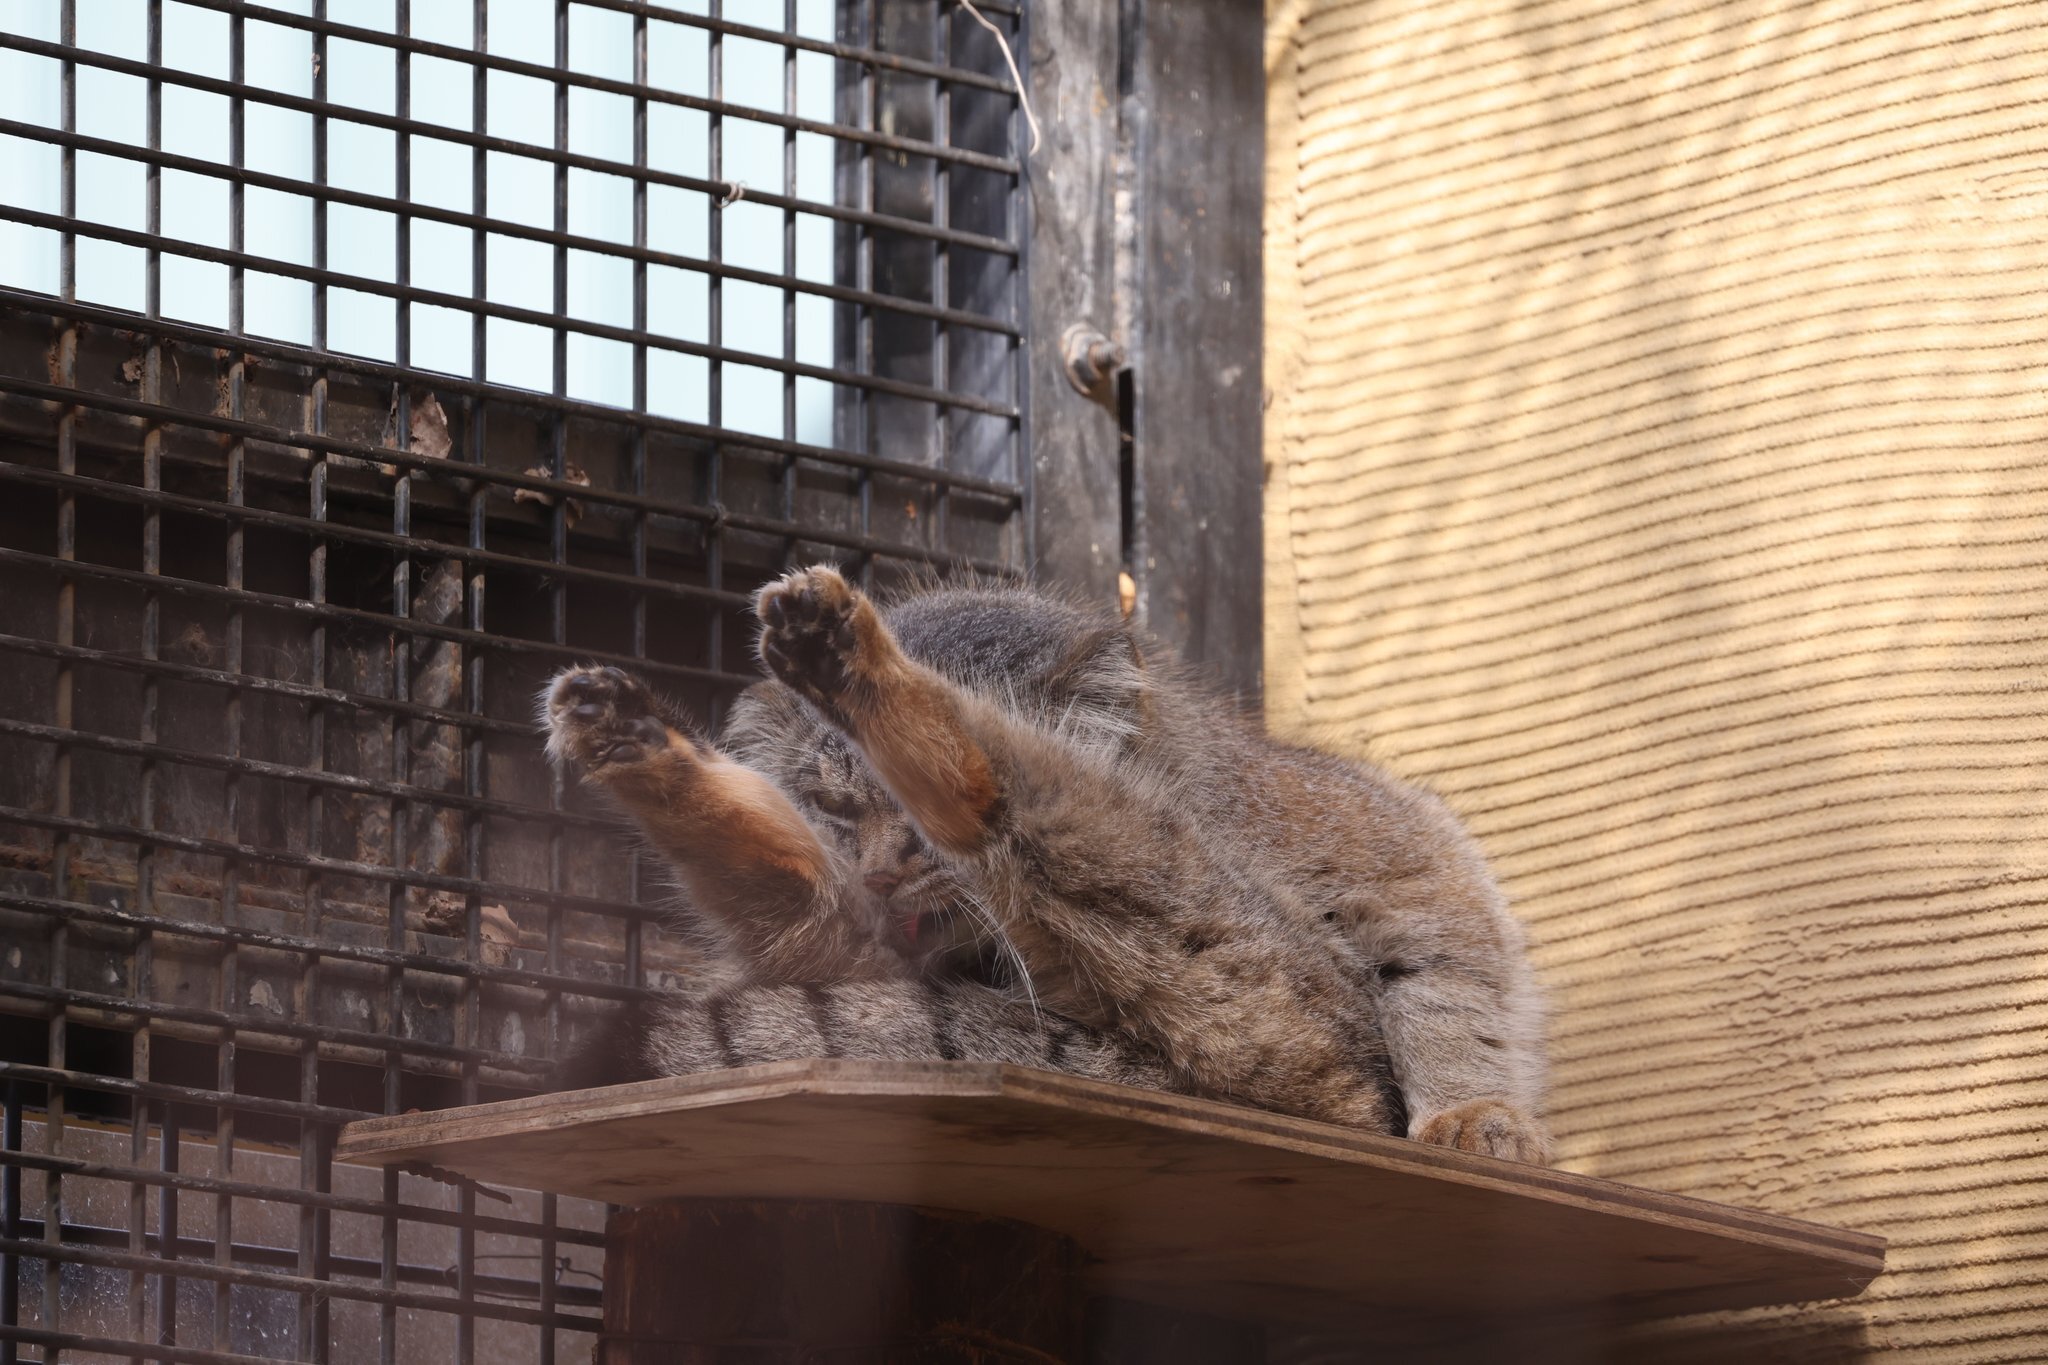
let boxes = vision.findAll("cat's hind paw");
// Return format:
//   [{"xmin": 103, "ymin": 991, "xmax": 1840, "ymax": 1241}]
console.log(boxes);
[
  {"xmin": 542, "ymin": 665, "xmax": 689, "ymax": 774},
  {"xmin": 1413, "ymin": 1099, "xmax": 1553, "ymax": 1165},
  {"xmin": 756, "ymin": 565, "xmax": 878, "ymax": 710}
]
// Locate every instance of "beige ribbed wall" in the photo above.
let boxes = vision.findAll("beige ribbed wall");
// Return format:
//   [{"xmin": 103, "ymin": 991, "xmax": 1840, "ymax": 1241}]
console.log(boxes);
[{"xmin": 1263, "ymin": 1, "xmax": 2048, "ymax": 1358}]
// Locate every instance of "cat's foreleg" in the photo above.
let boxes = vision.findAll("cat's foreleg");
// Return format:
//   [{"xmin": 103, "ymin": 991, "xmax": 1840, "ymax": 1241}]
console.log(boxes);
[
  {"xmin": 541, "ymin": 665, "xmax": 884, "ymax": 980},
  {"xmin": 1359, "ymin": 900, "xmax": 1548, "ymax": 1162},
  {"xmin": 754, "ymin": 567, "xmax": 1395, "ymax": 1132},
  {"xmin": 1374, "ymin": 959, "xmax": 1553, "ymax": 1165},
  {"xmin": 754, "ymin": 568, "xmax": 1001, "ymax": 855}
]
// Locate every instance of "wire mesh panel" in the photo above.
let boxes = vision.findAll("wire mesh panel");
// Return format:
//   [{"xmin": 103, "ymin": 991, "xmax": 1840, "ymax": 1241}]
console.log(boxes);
[{"xmin": 0, "ymin": 0, "xmax": 1030, "ymax": 1359}]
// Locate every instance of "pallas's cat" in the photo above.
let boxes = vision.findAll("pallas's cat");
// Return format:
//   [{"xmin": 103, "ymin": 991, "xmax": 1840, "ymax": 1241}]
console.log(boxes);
[{"xmin": 543, "ymin": 567, "xmax": 1550, "ymax": 1162}]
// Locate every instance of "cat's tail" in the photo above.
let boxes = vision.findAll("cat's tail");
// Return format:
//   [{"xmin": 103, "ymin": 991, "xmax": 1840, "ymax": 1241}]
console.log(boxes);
[
  {"xmin": 549, "ymin": 997, "xmax": 672, "ymax": 1090},
  {"xmin": 549, "ymin": 978, "xmax": 1178, "ymax": 1093}
]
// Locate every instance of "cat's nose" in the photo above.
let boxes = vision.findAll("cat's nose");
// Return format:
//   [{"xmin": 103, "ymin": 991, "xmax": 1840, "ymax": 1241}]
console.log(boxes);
[{"xmin": 862, "ymin": 871, "xmax": 903, "ymax": 899}]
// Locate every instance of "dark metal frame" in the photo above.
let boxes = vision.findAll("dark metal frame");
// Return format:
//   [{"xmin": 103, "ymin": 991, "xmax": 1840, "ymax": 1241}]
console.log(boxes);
[{"xmin": 0, "ymin": 0, "xmax": 1264, "ymax": 1359}]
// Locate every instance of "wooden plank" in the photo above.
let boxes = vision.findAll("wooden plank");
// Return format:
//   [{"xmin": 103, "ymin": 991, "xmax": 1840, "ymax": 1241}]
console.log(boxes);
[
  {"xmin": 1122, "ymin": 0, "xmax": 1266, "ymax": 700},
  {"xmin": 337, "ymin": 1060, "xmax": 1884, "ymax": 1332},
  {"xmin": 1022, "ymin": 0, "xmax": 1125, "ymax": 601}
]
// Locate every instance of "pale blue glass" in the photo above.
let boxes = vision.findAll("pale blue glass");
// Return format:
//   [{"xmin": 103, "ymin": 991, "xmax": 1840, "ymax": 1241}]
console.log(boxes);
[
  {"xmin": 648, "ymin": 265, "xmax": 708, "ymax": 345},
  {"xmin": 647, "ymin": 349, "xmax": 709, "ymax": 424},
  {"xmin": 567, "ymin": 333, "xmax": 633, "ymax": 407},
  {"xmin": 244, "ymin": 17, "xmax": 313, "ymax": 98},
  {"xmin": 722, "ymin": 278, "xmax": 785, "ymax": 360},
  {"xmin": 75, "ymin": 0, "xmax": 147, "ymax": 60},
  {"xmin": 721, "ymin": 362, "xmax": 783, "ymax": 438},
  {"xmin": 163, "ymin": 2, "xmax": 230, "ymax": 79},
  {"xmin": 0, "ymin": 0, "xmax": 848, "ymax": 435},
  {"xmin": 567, "ymin": 5, "xmax": 632, "ymax": 81},
  {"xmin": 568, "ymin": 249, "xmax": 633, "ymax": 328},
  {"xmin": 327, "ymin": 38, "xmax": 397, "ymax": 115}
]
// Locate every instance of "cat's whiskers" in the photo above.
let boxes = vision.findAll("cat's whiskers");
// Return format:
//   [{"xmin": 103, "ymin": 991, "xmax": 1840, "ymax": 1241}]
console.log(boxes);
[{"xmin": 957, "ymin": 883, "xmax": 1041, "ymax": 1026}]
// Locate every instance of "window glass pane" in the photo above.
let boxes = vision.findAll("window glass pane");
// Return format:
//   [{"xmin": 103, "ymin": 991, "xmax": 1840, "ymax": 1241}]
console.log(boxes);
[
  {"xmin": 720, "ymin": 361, "xmax": 784, "ymax": 438},
  {"xmin": 75, "ymin": 68, "xmax": 147, "ymax": 146},
  {"xmin": 76, "ymin": 151, "xmax": 147, "ymax": 233},
  {"xmin": 567, "ymin": 333, "xmax": 633, "ymax": 407},
  {"xmin": 486, "ymin": 233, "xmax": 554, "ymax": 313},
  {"xmin": 647, "ymin": 347, "xmax": 708, "ymax": 423},
  {"xmin": 160, "ymin": 253, "xmax": 228, "ymax": 326},
  {"xmin": 329, "ymin": 204, "xmax": 397, "ymax": 282},
  {"xmin": 412, "ymin": 219, "xmax": 473, "ymax": 295},
  {"xmin": 76, "ymin": 237, "xmax": 147, "ymax": 311},
  {"xmin": 328, "ymin": 37, "xmax": 397, "ymax": 115},
  {"xmin": 76, "ymin": 0, "xmax": 147, "ymax": 59},
  {"xmin": 567, "ymin": 248, "xmax": 633, "ymax": 328},
  {"xmin": 245, "ymin": 18, "xmax": 314, "ymax": 97},
  {"xmin": 722, "ymin": 279, "xmax": 785, "ymax": 359},
  {"xmin": 568, "ymin": 5, "xmax": 633, "ymax": 81},
  {"xmin": 411, "ymin": 301, "xmax": 473, "ymax": 375},
  {"xmin": 163, "ymin": 2, "xmax": 231, "ymax": 79},
  {"xmin": 162, "ymin": 86, "xmax": 230, "ymax": 162},
  {"xmin": 245, "ymin": 269, "xmax": 314, "ymax": 343},
  {"xmin": 723, "ymin": 36, "xmax": 785, "ymax": 115},
  {"xmin": 161, "ymin": 168, "xmax": 230, "ymax": 248},
  {"xmin": 0, "ymin": 52, "xmax": 62, "ymax": 129},
  {"xmin": 485, "ymin": 315, "xmax": 552, "ymax": 391},
  {"xmin": 244, "ymin": 103, "xmax": 313, "ymax": 179},
  {"xmin": 329, "ymin": 287, "xmax": 396, "ymax": 360},
  {"xmin": 329, "ymin": 120, "xmax": 396, "ymax": 197},
  {"xmin": 0, "ymin": 222, "xmax": 62, "ymax": 295},
  {"xmin": 488, "ymin": 69, "xmax": 555, "ymax": 148},
  {"xmin": 411, "ymin": 55, "xmax": 474, "ymax": 131}
]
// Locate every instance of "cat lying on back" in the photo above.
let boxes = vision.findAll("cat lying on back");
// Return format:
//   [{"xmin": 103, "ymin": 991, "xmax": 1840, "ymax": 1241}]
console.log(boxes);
[{"xmin": 543, "ymin": 567, "xmax": 1551, "ymax": 1162}]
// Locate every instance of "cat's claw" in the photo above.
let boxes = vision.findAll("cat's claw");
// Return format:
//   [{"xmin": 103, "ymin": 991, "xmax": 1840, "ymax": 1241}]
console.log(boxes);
[
  {"xmin": 543, "ymin": 665, "xmax": 678, "ymax": 771},
  {"xmin": 1412, "ymin": 1099, "xmax": 1553, "ymax": 1165},
  {"xmin": 756, "ymin": 565, "xmax": 866, "ymax": 706}
]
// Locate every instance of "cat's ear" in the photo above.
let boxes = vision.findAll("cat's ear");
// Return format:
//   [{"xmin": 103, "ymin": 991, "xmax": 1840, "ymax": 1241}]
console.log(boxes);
[{"xmin": 722, "ymin": 680, "xmax": 817, "ymax": 756}]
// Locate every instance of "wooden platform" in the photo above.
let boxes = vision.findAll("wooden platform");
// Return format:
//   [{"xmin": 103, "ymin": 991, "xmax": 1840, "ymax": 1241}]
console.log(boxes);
[{"xmin": 336, "ymin": 1059, "xmax": 1883, "ymax": 1332}]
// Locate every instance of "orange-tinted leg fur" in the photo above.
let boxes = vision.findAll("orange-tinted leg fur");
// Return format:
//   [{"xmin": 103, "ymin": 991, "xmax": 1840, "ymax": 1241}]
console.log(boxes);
[
  {"xmin": 544, "ymin": 666, "xmax": 832, "ymax": 911},
  {"xmin": 755, "ymin": 567, "xmax": 1000, "ymax": 855}
]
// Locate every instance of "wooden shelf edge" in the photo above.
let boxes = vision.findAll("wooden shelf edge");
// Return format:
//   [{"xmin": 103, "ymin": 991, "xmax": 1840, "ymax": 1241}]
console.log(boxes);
[
  {"xmin": 334, "ymin": 1059, "xmax": 1887, "ymax": 1330},
  {"xmin": 336, "ymin": 1058, "xmax": 1885, "ymax": 1277}
]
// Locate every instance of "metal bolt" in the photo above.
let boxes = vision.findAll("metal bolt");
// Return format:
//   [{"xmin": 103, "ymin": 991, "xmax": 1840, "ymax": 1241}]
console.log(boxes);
[{"xmin": 1061, "ymin": 324, "xmax": 1124, "ymax": 396}]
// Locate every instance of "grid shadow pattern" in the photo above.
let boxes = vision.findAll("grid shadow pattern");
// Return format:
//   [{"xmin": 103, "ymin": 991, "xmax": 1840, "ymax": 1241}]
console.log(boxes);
[{"xmin": 0, "ymin": 0, "xmax": 1029, "ymax": 1359}]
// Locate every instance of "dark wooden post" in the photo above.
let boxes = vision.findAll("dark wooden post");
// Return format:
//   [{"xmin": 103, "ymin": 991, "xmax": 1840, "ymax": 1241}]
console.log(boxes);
[{"xmin": 601, "ymin": 1198, "xmax": 1086, "ymax": 1363}]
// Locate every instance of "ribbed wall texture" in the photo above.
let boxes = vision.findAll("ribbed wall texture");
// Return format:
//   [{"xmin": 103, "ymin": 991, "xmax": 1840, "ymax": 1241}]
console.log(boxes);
[{"xmin": 1263, "ymin": 1, "xmax": 2048, "ymax": 1358}]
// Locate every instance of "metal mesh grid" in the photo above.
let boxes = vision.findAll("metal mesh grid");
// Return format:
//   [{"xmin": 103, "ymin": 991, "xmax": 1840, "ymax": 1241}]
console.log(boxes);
[{"xmin": 0, "ymin": 0, "xmax": 1030, "ymax": 1359}]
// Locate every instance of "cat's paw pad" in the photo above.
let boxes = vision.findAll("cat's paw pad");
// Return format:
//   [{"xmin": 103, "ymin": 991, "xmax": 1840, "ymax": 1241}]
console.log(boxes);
[
  {"xmin": 1413, "ymin": 1099, "xmax": 1553, "ymax": 1165},
  {"xmin": 756, "ymin": 565, "xmax": 867, "ymax": 704},
  {"xmin": 543, "ymin": 665, "xmax": 675, "ymax": 770}
]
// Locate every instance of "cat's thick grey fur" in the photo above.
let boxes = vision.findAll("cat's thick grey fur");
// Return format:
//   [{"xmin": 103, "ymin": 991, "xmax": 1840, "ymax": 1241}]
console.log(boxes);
[{"xmin": 543, "ymin": 569, "xmax": 1550, "ymax": 1161}]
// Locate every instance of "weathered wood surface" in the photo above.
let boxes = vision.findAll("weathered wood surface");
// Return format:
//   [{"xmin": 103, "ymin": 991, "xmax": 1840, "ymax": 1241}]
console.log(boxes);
[
  {"xmin": 1023, "ymin": 0, "xmax": 1126, "ymax": 600},
  {"xmin": 336, "ymin": 1059, "xmax": 1884, "ymax": 1332},
  {"xmin": 602, "ymin": 1199, "xmax": 1083, "ymax": 1363},
  {"xmin": 1121, "ymin": 0, "xmax": 1267, "ymax": 701}
]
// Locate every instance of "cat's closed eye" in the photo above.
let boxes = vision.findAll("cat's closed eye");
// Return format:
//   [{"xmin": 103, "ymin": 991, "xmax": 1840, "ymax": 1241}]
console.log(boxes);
[{"xmin": 809, "ymin": 789, "xmax": 862, "ymax": 821}]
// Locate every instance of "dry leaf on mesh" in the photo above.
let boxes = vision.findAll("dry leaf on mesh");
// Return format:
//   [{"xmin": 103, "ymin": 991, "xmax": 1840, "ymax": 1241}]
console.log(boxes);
[
  {"xmin": 415, "ymin": 895, "xmax": 521, "ymax": 967},
  {"xmin": 478, "ymin": 904, "xmax": 520, "ymax": 966},
  {"xmin": 417, "ymin": 890, "xmax": 469, "ymax": 935},
  {"xmin": 516, "ymin": 461, "xmax": 591, "ymax": 526},
  {"xmin": 409, "ymin": 393, "xmax": 453, "ymax": 458}
]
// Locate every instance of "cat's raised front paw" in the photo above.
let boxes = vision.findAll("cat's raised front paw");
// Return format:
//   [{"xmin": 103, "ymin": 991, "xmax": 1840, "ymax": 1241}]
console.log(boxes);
[
  {"xmin": 755, "ymin": 565, "xmax": 871, "ymax": 707},
  {"xmin": 542, "ymin": 665, "xmax": 677, "ymax": 772},
  {"xmin": 1413, "ymin": 1099, "xmax": 1553, "ymax": 1165}
]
